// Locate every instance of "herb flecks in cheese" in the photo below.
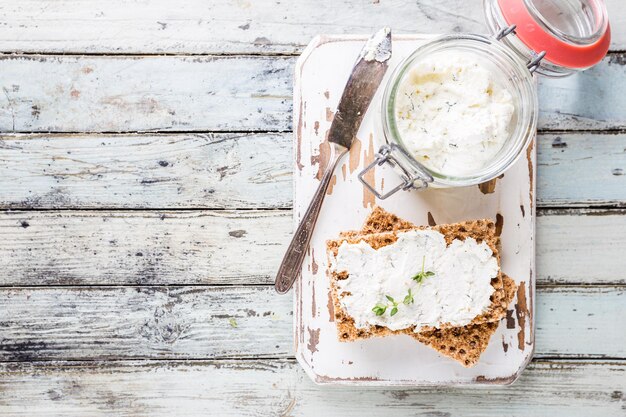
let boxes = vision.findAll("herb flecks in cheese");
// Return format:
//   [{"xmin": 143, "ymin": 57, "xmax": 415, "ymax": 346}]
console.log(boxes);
[
  {"xmin": 332, "ymin": 230, "xmax": 497, "ymax": 332},
  {"xmin": 395, "ymin": 51, "xmax": 515, "ymax": 176}
]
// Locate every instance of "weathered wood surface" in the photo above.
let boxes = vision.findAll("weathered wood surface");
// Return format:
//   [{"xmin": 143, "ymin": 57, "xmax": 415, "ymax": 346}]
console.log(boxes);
[
  {"xmin": 0, "ymin": 132, "xmax": 624, "ymax": 209},
  {"xmin": 0, "ymin": 55, "xmax": 626, "ymax": 132},
  {"xmin": 0, "ymin": 286, "xmax": 623, "ymax": 361},
  {"xmin": 0, "ymin": 210, "xmax": 291, "ymax": 285},
  {"xmin": 0, "ymin": 0, "xmax": 623, "ymax": 411},
  {"xmin": 536, "ymin": 210, "xmax": 626, "ymax": 284},
  {"xmin": 0, "ymin": 360, "xmax": 623, "ymax": 417},
  {"xmin": 0, "ymin": 133, "xmax": 292, "ymax": 209},
  {"xmin": 0, "ymin": 209, "xmax": 624, "ymax": 286},
  {"xmin": 0, "ymin": 0, "xmax": 624, "ymax": 54},
  {"xmin": 0, "ymin": 286, "xmax": 293, "ymax": 361},
  {"xmin": 538, "ymin": 133, "xmax": 626, "ymax": 207},
  {"xmin": 0, "ymin": 55, "xmax": 292, "ymax": 132}
]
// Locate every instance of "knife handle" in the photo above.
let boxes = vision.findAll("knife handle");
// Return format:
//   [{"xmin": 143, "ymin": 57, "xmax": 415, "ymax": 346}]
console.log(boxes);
[{"xmin": 275, "ymin": 147, "xmax": 347, "ymax": 294}]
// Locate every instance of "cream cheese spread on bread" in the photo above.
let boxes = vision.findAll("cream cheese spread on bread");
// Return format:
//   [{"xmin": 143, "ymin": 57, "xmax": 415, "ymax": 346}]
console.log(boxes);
[{"xmin": 331, "ymin": 229, "xmax": 497, "ymax": 331}]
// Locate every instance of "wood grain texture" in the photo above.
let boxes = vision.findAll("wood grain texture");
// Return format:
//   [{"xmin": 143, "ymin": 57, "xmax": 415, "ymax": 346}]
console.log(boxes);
[
  {"xmin": 537, "ymin": 54, "xmax": 626, "ymax": 130},
  {"xmin": 0, "ymin": 360, "xmax": 623, "ymax": 417},
  {"xmin": 0, "ymin": 55, "xmax": 292, "ymax": 132},
  {"xmin": 0, "ymin": 0, "xmax": 624, "ymax": 54},
  {"xmin": 0, "ymin": 210, "xmax": 623, "ymax": 286},
  {"xmin": 0, "ymin": 286, "xmax": 623, "ymax": 361},
  {"xmin": 0, "ymin": 55, "xmax": 625, "ymax": 132},
  {"xmin": 537, "ymin": 209, "xmax": 626, "ymax": 284},
  {"xmin": 0, "ymin": 132, "xmax": 624, "ymax": 209},
  {"xmin": 0, "ymin": 210, "xmax": 292, "ymax": 285},
  {"xmin": 0, "ymin": 0, "xmax": 621, "ymax": 410},
  {"xmin": 0, "ymin": 286, "xmax": 293, "ymax": 361},
  {"xmin": 0, "ymin": 133, "xmax": 292, "ymax": 209},
  {"xmin": 538, "ymin": 133, "xmax": 626, "ymax": 207}
]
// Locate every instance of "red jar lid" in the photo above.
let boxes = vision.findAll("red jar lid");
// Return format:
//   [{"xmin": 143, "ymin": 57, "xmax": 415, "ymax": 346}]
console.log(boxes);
[{"xmin": 497, "ymin": 0, "xmax": 610, "ymax": 69}]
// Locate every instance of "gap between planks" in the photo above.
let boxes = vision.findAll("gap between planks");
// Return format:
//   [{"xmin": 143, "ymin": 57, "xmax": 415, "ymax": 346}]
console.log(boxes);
[
  {"xmin": 0, "ymin": 357, "xmax": 622, "ymax": 365},
  {"xmin": 2, "ymin": 128, "xmax": 626, "ymax": 136},
  {"xmin": 0, "ymin": 50, "xmax": 624, "ymax": 57}
]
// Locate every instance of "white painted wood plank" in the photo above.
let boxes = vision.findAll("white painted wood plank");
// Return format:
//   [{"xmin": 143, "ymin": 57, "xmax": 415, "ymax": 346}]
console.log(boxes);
[
  {"xmin": 0, "ymin": 286, "xmax": 293, "ymax": 361},
  {"xmin": 0, "ymin": 210, "xmax": 292, "ymax": 285},
  {"xmin": 0, "ymin": 286, "xmax": 622, "ymax": 360},
  {"xmin": 0, "ymin": 132, "xmax": 624, "ymax": 209},
  {"xmin": 0, "ymin": 360, "xmax": 623, "ymax": 416},
  {"xmin": 535, "ymin": 286, "xmax": 625, "ymax": 359},
  {"xmin": 0, "ymin": 0, "xmax": 624, "ymax": 53},
  {"xmin": 0, "ymin": 55, "xmax": 624, "ymax": 133},
  {"xmin": 0, "ymin": 133, "xmax": 292, "ymax": 209},
  {"xmin": 537, "ymin": 133, "xmax": 626, "ymax": 207},
  {"xmin": 0, "ymin": 210, "xmax": 623, "ymax": 286},
  {"xmin": 0, "ymin": 55, "xmax": 292, "ymax": 132},
  {"xmin": 537, "ymin": 210, "xmax": 626, "ymax": 284},
  {"xmin": 538, "ymin": 56, "xmax": 626, "ymax": 130}
]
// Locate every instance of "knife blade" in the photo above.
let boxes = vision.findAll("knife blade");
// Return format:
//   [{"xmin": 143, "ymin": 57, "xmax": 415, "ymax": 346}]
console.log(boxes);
[{"xmin": 274, "ymin": 28, "xmax": 392, "ymax": 294}]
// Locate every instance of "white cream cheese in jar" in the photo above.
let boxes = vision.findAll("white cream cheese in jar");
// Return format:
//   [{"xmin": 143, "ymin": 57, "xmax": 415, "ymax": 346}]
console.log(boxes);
[
  {"xmin": 394, "ymin": 51, "xmax": 515, "ymax": 176},
  {"xmin": 331, "ymin": 230, "xmax": 498, "ymax": 332}
]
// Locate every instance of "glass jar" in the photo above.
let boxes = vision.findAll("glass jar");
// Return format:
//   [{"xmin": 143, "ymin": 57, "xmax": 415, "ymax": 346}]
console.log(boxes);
[{"xmin": 359, "ymin": 0, "xmax": 610, "ymax": 199}]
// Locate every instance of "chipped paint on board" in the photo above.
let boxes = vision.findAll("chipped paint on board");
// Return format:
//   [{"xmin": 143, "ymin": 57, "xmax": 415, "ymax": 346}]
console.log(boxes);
[
  {"xmin": 515, "ymin": 281, "xmax": 529, "ymax": 351},
  {"xmin": 307, "ymin": 328, "xmax": 320, "ymax": 354},
  {"xmin": 325, "ymin": 107, "xmax": 333, "ymax": 122},
  {"xmin": 478, "ymin": 173, "xmax": 504, "ymax": 194},
  {"xmin": 348, "ymin": 137, "xmax": 362, "ymax": 174},
  {"xmin": 479, "ymin": 178, "xmax": 498, "ymax": 194},
  {"xmin": 362, "ymin": 134, "xmax": 376, "ymax": 208},
  {"xmin": 495, "ymin": 213, "xmax": 504, "ymax": 237},
  {"xmin": 527, "ymin": 139, "xmax": 535, "ymax": 209},
  {"xmin": 327, "ymin": 290, "xmax": 335, "ymax": 323},
  {"xmin": 506, "ymin": 310, "xmax": 515, "ymax": 329},
  {"xmin": 311, "ymin": 248, "xmax": 318, "ymax": 275}
]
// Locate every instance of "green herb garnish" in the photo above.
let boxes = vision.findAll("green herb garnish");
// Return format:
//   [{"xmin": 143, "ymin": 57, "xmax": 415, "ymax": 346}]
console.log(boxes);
[
  {"xmin": 372, "ymin": 303, "xmax": 387, "ymax": 316},
  {"xmin": 372, "ymin": 295, "xmax": 400, "ymax": 317},
  {"xmin": 403, "ymin": 288, "xmax": 414, "ymax": 305},
  {"xmin": 412, "ymin": 255, "xmax": 435, "ymax": 284},
  {"xmin": 228, "ymin": 318, "xmax": 238, "ymax": 328}
]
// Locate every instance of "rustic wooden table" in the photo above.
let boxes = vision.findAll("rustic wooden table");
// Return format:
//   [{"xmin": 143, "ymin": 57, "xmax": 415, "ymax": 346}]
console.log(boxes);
[{"xmin": 0, "ymin": 1, "xmax": 624, "ymax": 415}]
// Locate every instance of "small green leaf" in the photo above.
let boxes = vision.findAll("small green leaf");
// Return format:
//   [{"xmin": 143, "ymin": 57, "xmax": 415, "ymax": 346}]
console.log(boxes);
[
  {"xmin": 372, "ymin": 304, "xmax": 386, "ymax": 316},
  {"xmin": 228, "ymin": 318, "xmax": 238, "ymax": 328},
  {"xmin": 411, "ymin": 255, "xmax": 435, "ymax": 285},
  {"xmin": 385, "ymin": 295, "xmax": 395, "ymax": 303},
  {"xmin": 403, "ymin": 295, "xmax": 412, "ymax": 305},
  {"xmin": 403, "ymin": 289, "xmax": 414, "ymax": 305},
  {"xmin": 390, "ymin": 307, "xmax": 398, "ymax": 316}
]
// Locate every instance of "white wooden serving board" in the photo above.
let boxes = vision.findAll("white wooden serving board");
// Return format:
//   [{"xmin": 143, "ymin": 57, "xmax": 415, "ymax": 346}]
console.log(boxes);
[{"xmin": 293, "ymin": 34, "xmax": 535, "ymax": 386}]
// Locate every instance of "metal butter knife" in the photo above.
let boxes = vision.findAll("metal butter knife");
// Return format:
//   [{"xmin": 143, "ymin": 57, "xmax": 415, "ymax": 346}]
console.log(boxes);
[{"xmin": 275, "ymin": 28, "xmax": 392, "ymax": 294}]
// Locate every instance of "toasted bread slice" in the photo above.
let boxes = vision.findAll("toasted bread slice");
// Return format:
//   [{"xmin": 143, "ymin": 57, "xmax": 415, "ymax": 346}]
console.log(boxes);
[
  {"xmin": 411, "ymin": 274, "xmax": 516, "ymax": 367},
  {"xmin": 327, "ymin": 206, "xmax": 517, "ymax": 367},
  {"xmin": 327, "ymin": 219, "xmax": 508, "ymax": 333}
]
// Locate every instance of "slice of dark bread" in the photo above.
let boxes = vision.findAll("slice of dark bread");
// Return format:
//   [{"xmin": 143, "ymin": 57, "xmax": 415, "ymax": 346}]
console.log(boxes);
[
  {"xmin": 411, "ymin": 274, "xmax": 516, "ymax": 367},
  {"xmin": 327, "ymin": 206, "xmax": 517, "ymax": 367},
  {"xmin": 327, "ymin": 220, "xmax": 508, "ymax": 332}
]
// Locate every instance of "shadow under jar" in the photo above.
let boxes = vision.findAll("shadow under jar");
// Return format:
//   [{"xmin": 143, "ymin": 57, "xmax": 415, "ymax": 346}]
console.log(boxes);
[{"xmin": 360, "ymin": 0, "xmax": 610, "ymax": 199}]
